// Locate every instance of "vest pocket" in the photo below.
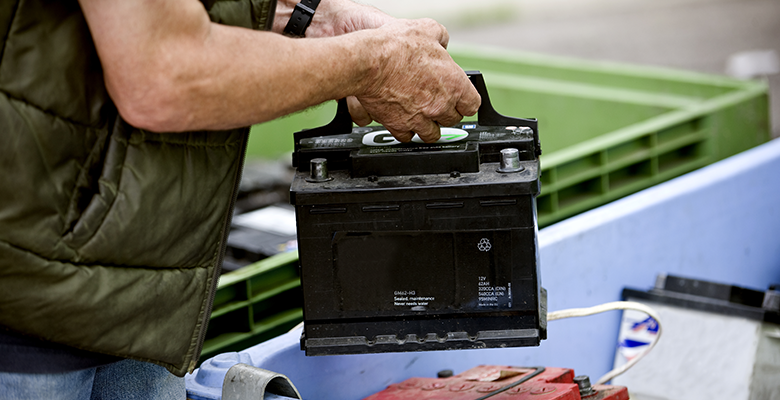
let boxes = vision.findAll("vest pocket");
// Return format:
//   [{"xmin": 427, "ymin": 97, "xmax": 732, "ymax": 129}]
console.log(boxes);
[{"xmin": 63, "ymin": 119, "xmax": 247, "ymax": 269}]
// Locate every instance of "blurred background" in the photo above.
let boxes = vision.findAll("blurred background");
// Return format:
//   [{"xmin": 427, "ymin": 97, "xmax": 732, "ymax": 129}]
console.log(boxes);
[
  {"xmin": 363, "ymin": 0, "xmax": 780, "ymax": 138},
  {"xmin": 191, "ymin": 3, "xmax": 780, "ymax": 399}
]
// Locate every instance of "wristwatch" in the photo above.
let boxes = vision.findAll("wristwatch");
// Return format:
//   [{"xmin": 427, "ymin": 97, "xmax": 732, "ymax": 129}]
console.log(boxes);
[{"xmin": 283, "ymin": 0, "xmax": 321, "ymax": 38}]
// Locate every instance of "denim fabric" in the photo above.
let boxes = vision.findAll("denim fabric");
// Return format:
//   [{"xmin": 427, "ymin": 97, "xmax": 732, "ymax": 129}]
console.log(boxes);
[
  {"xmin": 0, "ymin": 359, "xmax": 185, "ymax": 400},
  {"xmin": 0, "ymin": 329, "xmax": 122, "ymax": 373}
]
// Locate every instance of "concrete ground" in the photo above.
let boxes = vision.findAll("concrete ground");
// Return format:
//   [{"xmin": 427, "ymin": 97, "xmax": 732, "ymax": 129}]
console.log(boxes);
[{"xmin": 363, "ymin": 0, "xmax": 780, "ymax": 138}]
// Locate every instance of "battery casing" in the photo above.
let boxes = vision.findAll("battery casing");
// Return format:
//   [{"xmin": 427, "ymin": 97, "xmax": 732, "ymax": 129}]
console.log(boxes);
[{"xmin": 290, "ymin": 72, "xmax": 546, "ymax": 355}]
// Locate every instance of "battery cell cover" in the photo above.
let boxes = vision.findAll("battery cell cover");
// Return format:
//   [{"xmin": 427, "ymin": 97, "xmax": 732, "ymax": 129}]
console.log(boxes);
[{"xmin": 290, "ymin": 72, "xmax": 546, "ymax": 355}]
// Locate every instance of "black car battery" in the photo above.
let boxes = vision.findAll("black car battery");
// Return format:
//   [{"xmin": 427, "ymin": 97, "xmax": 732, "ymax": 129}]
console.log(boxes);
[{"xmin": 290, "ymin": 72, "xmax": 546, "ymax": 356}]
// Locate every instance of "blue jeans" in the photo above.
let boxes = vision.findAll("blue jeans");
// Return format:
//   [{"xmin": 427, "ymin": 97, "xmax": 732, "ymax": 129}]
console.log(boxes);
[{"xmin": 0, "ymin": 359, "xmax": 184, "ymax": 400}]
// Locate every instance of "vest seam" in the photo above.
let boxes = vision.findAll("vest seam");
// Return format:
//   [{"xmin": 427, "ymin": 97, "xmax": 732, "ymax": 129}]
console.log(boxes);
[
  {"xmin": 0, "ymin": 0, "xmax": 21, "ymax": 67},
  {"xmin": 63, "ymin": 130, "xmax": 112, "ymax": 238},
  {"xmin": 0, "ymin": 238, "xmax": 211, "ymax": 271},
  {"xmin": 0, "ymin": 88, "xmax": 103, "ymax": 129},
  {"xmin": 66, "ymin": 131, "xmax": 129, "ymax": 257}
]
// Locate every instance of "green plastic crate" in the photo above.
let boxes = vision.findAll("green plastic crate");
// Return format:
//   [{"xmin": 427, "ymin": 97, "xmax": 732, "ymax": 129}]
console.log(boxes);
[
  {"xmin": 201, "ymin": 251, "xmax": 302, "ymax": 362},
  {"xmin": 205, "ymin": 45, "xmax": 770, "ymax": 361},
  {"xmin": 247, "ymin": 44, "xmax": 770, "ymax": 226}
]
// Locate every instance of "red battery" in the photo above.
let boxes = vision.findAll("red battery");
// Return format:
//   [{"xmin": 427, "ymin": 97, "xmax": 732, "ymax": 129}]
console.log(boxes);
[{"xmin": 363, "ymin": 365, "xmax": 629, "ymax": 400}]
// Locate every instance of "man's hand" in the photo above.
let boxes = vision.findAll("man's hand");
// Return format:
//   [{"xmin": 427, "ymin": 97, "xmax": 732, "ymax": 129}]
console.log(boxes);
[
  {"xmin": 355, "ymin": 19, "xmax": 480, "ymax": 143},
  {"xmin": 273, "ymin": 0, "xmax": 475, "ymax": 139}
]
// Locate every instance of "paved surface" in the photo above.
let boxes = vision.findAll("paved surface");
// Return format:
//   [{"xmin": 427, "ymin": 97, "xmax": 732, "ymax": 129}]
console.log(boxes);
[{"xmin": 365, "ymin": 0, "xmax": 780, "ymax": 138}]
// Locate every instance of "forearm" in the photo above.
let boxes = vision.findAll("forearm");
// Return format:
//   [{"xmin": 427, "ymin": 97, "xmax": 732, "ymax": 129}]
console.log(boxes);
[
  {"xmin": 84, "ymin": 0, "xmax": 379, "ymax": 132},
  {"xmin": 80, "ymin": 0, "xmax": 479, "ymax": 140},
  {"xmin": 120, "ymin": 26, "xmax": 377, "ymax": 131}
]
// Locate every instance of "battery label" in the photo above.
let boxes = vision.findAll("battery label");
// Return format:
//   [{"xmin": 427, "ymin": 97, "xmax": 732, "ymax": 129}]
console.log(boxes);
[
  {"xmin": 331, "ymin": 230, "xmax": 516, "ymax": 315},
  {"xmin": 298, "ymin": 125, "xmax": 533, "ymax": 150},
  {"xmin": 478, "ymin": 276, "xmax": 511, "ymax": 307},
  {"xmin": 304, "ymin": 134, "xmax": 358, "ymax": 148},
  {"xmin": 393, "ymin": 291, "xmax": 437, "ymax": 310},
  {"xmin": 362, "ymin": 128, "xmax": 469, "ymax": 146},
  {"xmin": 358, "ymin": 143, "xmax": 467, "ymax": 155}
]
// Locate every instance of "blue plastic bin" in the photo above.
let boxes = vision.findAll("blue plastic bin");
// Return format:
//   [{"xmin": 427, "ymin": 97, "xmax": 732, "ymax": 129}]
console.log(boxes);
[{"xmin": 187, "ymin": 138, "xmax": 780, "ymax": 399}]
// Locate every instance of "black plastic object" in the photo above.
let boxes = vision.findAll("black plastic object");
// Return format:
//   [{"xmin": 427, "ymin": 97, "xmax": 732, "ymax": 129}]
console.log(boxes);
[
  {"xmin": 283, "ymin": 0, "xmax": 320, "ymax": 38},
  {"xmin": 290, "ymin": 71, "xmax": 546, "ymax": 356},
  {"xmin": 623, "ymin": 274, "xmax": 780, "ymax": 324},
  {"xmin": 224, "ymin": 228, "xmax": 296, "ymax": 267}
]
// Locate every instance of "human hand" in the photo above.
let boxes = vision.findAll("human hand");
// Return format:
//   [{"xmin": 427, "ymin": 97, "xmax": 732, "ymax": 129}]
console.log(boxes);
[
  {"xmin": 355, "ymin": 18, "xmax": 480, "ymax": 142},
  {"xmin": 347, "ymin": 96, "xmax": 372, "ymax": 126}
]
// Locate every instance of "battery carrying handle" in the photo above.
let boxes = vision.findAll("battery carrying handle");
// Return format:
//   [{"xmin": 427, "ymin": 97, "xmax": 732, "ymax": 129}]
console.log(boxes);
[
  {"xmin": 293, "ymin": 71, "xmax": 540, "ymax": 156},
  {"xmin": 467, "ymin": 71, "xmax": 540, "ymax": 156}
]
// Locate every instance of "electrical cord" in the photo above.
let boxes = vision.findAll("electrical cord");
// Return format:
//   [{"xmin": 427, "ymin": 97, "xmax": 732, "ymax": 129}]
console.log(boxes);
[
  {"xmin": 547, "ymin": 301, "xmax": 662, "ymax": 385},
  {"xmin": 289, "ymin": 321, "xmax": 304, "ymax": 332}
]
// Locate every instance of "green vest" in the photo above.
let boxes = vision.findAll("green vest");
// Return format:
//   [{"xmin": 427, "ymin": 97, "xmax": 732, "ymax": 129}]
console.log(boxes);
[{"xmin": 0, "ymin": 0, "xmax": 275, "ymax": 376}]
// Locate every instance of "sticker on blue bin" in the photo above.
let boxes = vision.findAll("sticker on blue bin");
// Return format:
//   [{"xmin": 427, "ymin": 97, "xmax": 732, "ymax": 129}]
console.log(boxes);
[{"xmin": 615, "ymin": 310, "xmax": 659, "ymax": 365}]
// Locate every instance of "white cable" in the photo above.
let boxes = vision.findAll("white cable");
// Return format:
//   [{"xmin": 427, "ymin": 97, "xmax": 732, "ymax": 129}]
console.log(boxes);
[
  {"xmin": 287, "ymin": 301, "xmax": 659, "ymax": 384},
  {"xmin": 288, "ymin": 321, "xmax": 304, "ymax": 332},
  {"xmin": 547, "ymin": 301, "xmax": 662, "ymax": 385}
]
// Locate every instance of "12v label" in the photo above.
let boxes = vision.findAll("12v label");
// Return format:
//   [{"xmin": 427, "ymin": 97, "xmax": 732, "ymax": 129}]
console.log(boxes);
[{"xmin": 478, "ymin": 276, "xmax": 511, "ymax": 308}]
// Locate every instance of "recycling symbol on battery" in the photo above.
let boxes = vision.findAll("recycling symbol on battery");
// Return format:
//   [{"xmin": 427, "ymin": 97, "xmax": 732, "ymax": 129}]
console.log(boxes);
[{"xmin": 477, "ymin": 238, "xmax": 492, "ymax": 252}]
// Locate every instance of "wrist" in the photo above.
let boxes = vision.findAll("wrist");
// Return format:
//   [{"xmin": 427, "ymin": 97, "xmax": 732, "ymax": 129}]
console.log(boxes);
[
  {"xmin": 284, "ymin": 0, "xmax": 322, "ymax": 37},
  {"xmin": 348, "ymin": 28, "xmax": 390, "ymax": 99},
  {"xmin": 273, "ymin": 0, "xmax": 335, "ymax": 36},
  {"xmin": 274, "ymin": 0, "xmax": 394, "ymax": 38},
  {"xmin": 272, "ymin": 0, "xmax": 297, "ymax": 34}
]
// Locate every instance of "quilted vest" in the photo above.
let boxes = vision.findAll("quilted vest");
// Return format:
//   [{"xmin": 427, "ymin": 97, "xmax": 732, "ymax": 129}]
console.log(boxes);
[{"xmin": 0, "ymin": 0, "xmax": 276, "ymax": 376}]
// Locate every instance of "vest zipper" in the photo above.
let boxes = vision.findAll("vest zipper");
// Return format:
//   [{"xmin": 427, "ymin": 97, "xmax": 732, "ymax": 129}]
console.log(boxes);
[{"xmin": 189, "ymin": 131, "xmax": 250, "ymax": 373}]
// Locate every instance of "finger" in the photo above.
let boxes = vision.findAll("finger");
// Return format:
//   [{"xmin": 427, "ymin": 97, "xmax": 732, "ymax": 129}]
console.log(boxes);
[
  {"xmin": 385, "ymin": 127, "xmax": 414, "ymax": 143},
  {"xmin": 456, "ymin": 82, "xmax": 481, "ymax": 117},
  {"xmin": 434, "ymin": 106, "xmax": 463, "ymax": 128},
  {"xmin": 347, "ymin": 96, "xmax": 372, "ymax": 126},
  {"xmin": 412, "ymin": 118, "xmax": 441, "ymax": 143},
  {"xmin": 421, "ymin": 18, "xmax": 449, "ymax": 49},
  {"xmin": 438, "ymin": 23, "xmax": 450, "ymax": 49}
]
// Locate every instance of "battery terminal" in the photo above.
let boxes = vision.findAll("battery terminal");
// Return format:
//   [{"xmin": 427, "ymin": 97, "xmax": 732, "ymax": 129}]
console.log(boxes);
[{"xmin": 497, "ymin": 148, "xmax": 525, "ymax": 173}]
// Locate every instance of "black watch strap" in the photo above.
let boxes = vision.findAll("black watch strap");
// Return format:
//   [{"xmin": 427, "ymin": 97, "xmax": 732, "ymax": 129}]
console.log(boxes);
[{"xmin": 283, "ymin": 0, "xmax": 321, "ymax": 38}]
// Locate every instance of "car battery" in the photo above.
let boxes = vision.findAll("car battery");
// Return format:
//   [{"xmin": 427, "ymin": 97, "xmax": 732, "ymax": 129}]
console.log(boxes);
[
  {"xmin": 362, "ymin": 365, "xmax": 629, "ymax": 400},
  {"xmin": 290, "ymin": 72, "xmax": 546, "ymax": 356}
]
